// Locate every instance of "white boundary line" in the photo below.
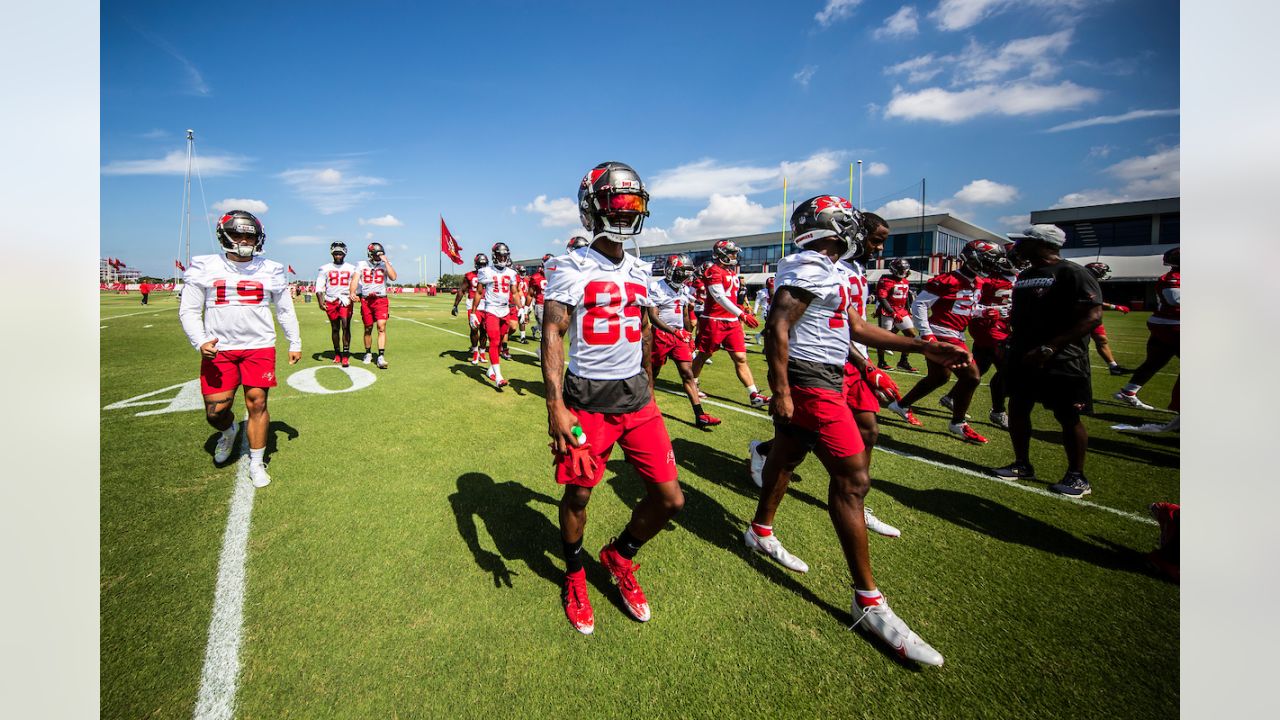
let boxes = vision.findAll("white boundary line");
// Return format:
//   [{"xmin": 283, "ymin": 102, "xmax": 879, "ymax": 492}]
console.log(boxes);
[
  {"xmin": 403, "ymin": 315, "xmax": 1158, "ymax": 526},
  {"xmin": 193, "ymin": 429, "xmax": 257, "ymax": 720},
  {"xmin": 102, "ymin": 306, "xmax": 179, "ymax": 321}
]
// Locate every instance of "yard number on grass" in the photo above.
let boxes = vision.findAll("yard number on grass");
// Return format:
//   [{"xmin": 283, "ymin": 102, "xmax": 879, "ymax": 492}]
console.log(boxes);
[{"xmin": 104, "ymin": 367, "xmax": 377, "ymax": 417}]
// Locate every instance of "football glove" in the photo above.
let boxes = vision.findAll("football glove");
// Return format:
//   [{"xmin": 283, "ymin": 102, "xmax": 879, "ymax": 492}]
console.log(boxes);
[
  {"xmin": 864, "ymin": 366, "xmax": 902, "ymax": 404},
  {"xmin": 557, "ymin": 442, "xmax": 598, "ymax": 484},
  {"xmin": 922, "ymin": 334, "xmax": 937, "ymax": 343},
  {"xmin": 741, "ymin": 312, "xmax": 760, "ymax": 329},
  {"xmin": 1115, "ymin": 305, "xmax": 1130, "ymax": 314},
  {"xmin": 468, "ymin": 312, "xmax": 480, "ymax": 328},
  {"xmin": 338, "ymin": 295, "xmax": 351, "ymax": 307}
]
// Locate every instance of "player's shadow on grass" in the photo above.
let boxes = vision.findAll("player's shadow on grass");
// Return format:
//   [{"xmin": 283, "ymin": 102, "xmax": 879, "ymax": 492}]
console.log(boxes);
[
  {"xmin": 446, "ymin": 362, "xmax": 496, "ymax": 389},
  {"xmin": 874, "ymin": 434, "xmax": 1001, "ymax": 478},
  {"xmin": 449, "ymin": 473, "xmax": 563, "ymax": 589},
  {"xmin": 437, "ymin": 349, "xmax": 471, "ymax": 363},
  {"xmin": 668, "ymin": 437, "xmax": 824, "ymax": 512},
  {"xmin": 1027, "ymin": 427, "xmax": 1178, "ymax": 468},
  {"xmin": 507, "ymin": 378, "xmax": 545, "ymax": 399},
  {"xmin": 873, "ymin": 479, "xmax": 1152, "ymax": 575},
  {"xmin": 603, "ymin": 460, "xmax": 848, "ymax": 629}
]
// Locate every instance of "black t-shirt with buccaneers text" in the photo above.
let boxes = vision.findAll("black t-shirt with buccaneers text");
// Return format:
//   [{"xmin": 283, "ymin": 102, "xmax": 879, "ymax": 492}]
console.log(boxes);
[{"xmin": 1008, "ymin": 260, "xmax": 1102, "ymax": 378}]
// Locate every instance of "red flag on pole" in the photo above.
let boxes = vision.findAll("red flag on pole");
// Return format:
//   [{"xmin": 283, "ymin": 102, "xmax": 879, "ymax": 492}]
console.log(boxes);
[
  {"xmin": 441, "ymin": 217, "xmax": 464, "ymax": 265},
  {"xmin": 288, "ymin": 265, "xmax": 296, "ymax": 275},
  {"xmin": 175, "ymin": 259, "xmax": 186, "ymax": 272}
]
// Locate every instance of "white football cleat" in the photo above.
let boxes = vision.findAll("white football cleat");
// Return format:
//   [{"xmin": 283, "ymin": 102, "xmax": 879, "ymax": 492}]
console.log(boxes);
[
  {"xmin": 376, "ymin": 355, "xmax": 388, "ymax": 369},
  {"xmin": 743, "ymin": 526, "xmax": 809, "ymax": 573},
  {"xmin": 864, "ymin": 507, "xmax": 901, "ymax": 538},
  {"xmin": 748, "ymin": 440, "xmax": 766, "ymax": 488},
  {"xmin": 988, "ymin": 410, "xmax": 1009, "ymax": 429},
  {"xmin": 363, "ymin": 352, "xmax": 373, "ymax": 364},
  {"xmin": 1113, "ymin": 390, "xmax": 1154, "ymax": 410},
  {"xmin": 249, "ymin": 463, "xmax": 271, "ymax": 488},
  {"xmin": 851, "ymin": 599, "xmax": 944, "ymax": 667},
  {"xmin": 213, "ymin": 421, "xmax": 239, "ymax": 464}
]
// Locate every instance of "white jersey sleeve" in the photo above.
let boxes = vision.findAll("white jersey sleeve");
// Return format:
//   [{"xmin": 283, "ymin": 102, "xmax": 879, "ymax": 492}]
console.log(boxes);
[
  {"xmin": 178, "ymin": 255, "xmax": 295, "ymax": 352},
  {"xmin": 648, "ymin": 277, "xmax": 688, "ymax": 330},
  {"xmin": 545, "ymin": 249, "xmax": 653, "ymax": 379},
  {"xmin": 774, "ymin": 251, "xmax": 850, "ymax": 367}
]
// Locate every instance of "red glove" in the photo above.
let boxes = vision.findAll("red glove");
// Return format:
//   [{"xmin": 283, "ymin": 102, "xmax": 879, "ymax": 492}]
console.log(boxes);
[
  {"xmin": 864, "ymin": 366, "xmax": 902, "ymax": 403},
  {"xmin": 982, "ymin": 307, "xmax": 1001, "ymax": 320},
  {"xmin": 553, "ymin": 442, "xmax": 599, "ymax": 484},
  {"xmin": 1115, "ymin": 305, "xmax": 1130, "ymax": 314},
  {"xmin": 741, "ymin": 312, "xmax": 760, "ymax": 329},
  {"xmin": 922, "ymin": 334, "xmax": 937, "ymax": 343}
]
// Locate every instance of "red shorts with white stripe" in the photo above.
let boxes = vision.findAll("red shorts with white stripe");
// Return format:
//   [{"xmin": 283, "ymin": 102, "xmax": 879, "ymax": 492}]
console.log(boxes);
[
  {"xmin": 652, "ymin": 328, "xmax": 693, "ymax": 372},
  {"xmin": 360, "ymin": 295, "xmax": 389, "ymax": 325},
  {"xmin": 324, "ymin": 299, "xmax": 351, "ymax": 321},
  {"xmin": 695, "ymin": 318, "xmax": 746, "ymax": 355},
  {"xmin": 783, "ymin": 385, "xmax": 865, "ymax": 459},
  {"xmin": 842, "ymin": 364, "xmax": 881, "ymax": 414},
  {"xmin": 200, "ymin": 347, "xmax": 277, "ymax": 395},
  {"xmin": 555, "ymin": 400, "xmax": 678, "ymax": 487}
]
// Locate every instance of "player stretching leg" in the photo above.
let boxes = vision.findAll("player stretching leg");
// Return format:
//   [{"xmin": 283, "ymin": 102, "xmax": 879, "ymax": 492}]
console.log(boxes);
[
  {"xmin": 747, "ymin": 196, "xmax": 964, "ymax": 665},
  {"xmin": 476, "ymin": 242, "xmax": 522, "ymax": 389},
  {"xmin": 542, "ymin": 161, "xmax": 682, "ymax": 635},
  {"xmin": 316, "ymin": 242, "xmax": 356, "ymax": 366},
  {"xmin": 1116, "ymin": 247, "xmax": 1180, "ymax": 409},
  {"xmin": 179, "ymin": 210, "xmax": 301, "ymax": 488},
  {"xmin": 350, "ymin": 243, "xmax": 396, "ymax": 369},
  {"xmin": 1081, "ymin": 262, "xmax": 1134, "ymax": 376},
  {"xmin": 648, "ymin": 254, "xmax": 721, "ymax": 429},
  {"xmin": 888, "ymin": 240, "xmax": 1001, "ymax": 444},
  {"xmin": 689, "ymin": 240, "xmax": 767, "ymax": 407},
  {"xmin": 874, "ymin": 258, "xmax": 919, "ymax": 372}
]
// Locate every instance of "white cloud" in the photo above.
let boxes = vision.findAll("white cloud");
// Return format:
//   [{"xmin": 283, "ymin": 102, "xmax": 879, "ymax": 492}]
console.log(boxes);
[
  {"xmin": 866, "ymin": 162, "xmax": 890, "ymax": 177},
  {"xmin": 359, "ymin": 214, "xmax": 404, "ymax": 227},
  {"xmin": 669, "ymin": 195, "xmax": 782, "ymax": 241},
  {"xmin": 997, "ymin": 214, "xmax": 1031, "ymax": 229},
  {"xmin": 929, "ymin": 0, "xmax": 1088, "ymax": 31},
  {"xmin": 816, "ymin": 0, "xmax": 863, "ymax": 26},
  {"xmin": 102, "ymin": 150, "xmax": 248, "ymax": 176},
  {"xmin": 213, "ymin": 198, "xmax": 269, "ymax": 215},
  {"xmin": 365, "ymin": 231, "xmax": 375, "ymax": 241},
  {"xmin": 1052, "ymin": 146, "xmax": 1180, "ymax": 207},
  {"xmin": 953, "ymin": 30, "xmax": 1072, "ymax": 85},
  {"xmin": 884, "ymin": 80, "xmax": 1100, "ymax": 122},
  {"xmin": 874, "ymin": 6, "xmax": 919, "ymax": 39},
  {"xmin": 524, "ymin": 195, "xmax": 580, "ymax": 227},
  {"xmin": 637, "ymin": 227, "xmax": 674, "ymax": 247},
  {"xmin": 650, "ymin": 151, "xmax": 844, "ymax": 200},
  {"xmin": 1046, "ymin": 108, "xmax": 1179, "ymax": 133},
  {"xmin": 279, "ymin": 235, "xmax": 330, "ymax": 246},
  {"xmin": 136, "ymin": 29, "xmax": 210, "ymax": 96},
  {"xmin": 884, "ymin": 54, "xmax": 944, "ymax": 84},
  {"xmin": 794, "ymin": 65, "xmax": 818, "ymax": 87},
  {"xmin": 278, "ymin": 165, "xmax": 387, "ymax": 215},
  {"xmin": 873, "ymin": 197, "xmax": 951, "ymax": 219},
  {"xmin": 953, "ymin": 179, "xmax": 1019, "ymax": 204},
  {"xmin": 1088, "ymin": 145, "xmax": 1114, "ymax": 159}
]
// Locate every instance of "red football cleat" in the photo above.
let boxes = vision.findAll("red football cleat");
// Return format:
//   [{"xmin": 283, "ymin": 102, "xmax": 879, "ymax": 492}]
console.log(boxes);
[
  {"xmin": 332, "ymin": 354, "xmax": 342, "ymax": 364},
  {"xmin": 695, "ymin": 413, "xmax": 722, "ymax": 428},
  {"xmin": 949, "ymin": 422, "xmax": 988, "ymax": 444},
  {"xmin": 599, "ymin": 542, "xmax": 650, "ymax": 622},
  {"xmin": 341, "ymin": 354, "xmax": 350, "ymax": 367},
  {"xmin": 562, "ymin": 569, "xmax": 595, "ymax": 635}
]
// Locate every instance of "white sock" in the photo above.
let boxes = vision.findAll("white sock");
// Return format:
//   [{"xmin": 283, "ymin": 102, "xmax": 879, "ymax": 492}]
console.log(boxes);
[
  {"xmin": 1123, "ymin": 383, "xmax": 1142, "ymax": 393},
  {"xmin": 491, "ymin": 364, "xmax": 503, "ymax": 379},
  {"xmin": 249, "ymin": 447, "xmax": 265, "ymax": 466},
  {"xmin": 1108, "ymin": 361, "xmax": 1119, "ymax": 368},
  {"xmin": 747, "ymin": 385, "xmax": 759, "ymax": 395}
]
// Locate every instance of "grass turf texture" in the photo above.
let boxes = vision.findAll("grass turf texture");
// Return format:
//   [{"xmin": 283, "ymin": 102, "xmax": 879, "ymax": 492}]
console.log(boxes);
[{"xmin": 101, "ymin": 291, "xmax": 1178, "ymax": 719}]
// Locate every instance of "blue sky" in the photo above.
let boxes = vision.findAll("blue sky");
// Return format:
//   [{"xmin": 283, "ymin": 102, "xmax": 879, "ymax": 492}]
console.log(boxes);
[{"xmin": 101, "ymin": 0, "xmax": 1179, "ymax": 281}]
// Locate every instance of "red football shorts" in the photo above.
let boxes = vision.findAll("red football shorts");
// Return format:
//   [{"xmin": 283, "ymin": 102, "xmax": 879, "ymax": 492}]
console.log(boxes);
[
  {"xmin": 200, "ymin": 347, "xmax": 277, "ymax": 395},
  {"xmin": 324, "ymin": 299, "xmax": 351, "ymax": 321},
  {"xmin": 1091, "ymin": 323, "xmax": 1107, "ymax": 339},
  {"xmin": 555, "ymin": 400, "xmax": 678, "ymax": 488},
  {"xmin": 361, "ymin": 295, "xmax": 389, "ymax": 325},
  {"xmin": 931, "ymin": 334, "xmax": 969, "ymax": 353},
  {"xmin": 652, "ymin": 328, "xmax": 693, "ymax": 373},
  {"xmin": 1147, "ymin": 321, "xmax": 1180, "ymax": 351},
  {"xmin": 842, "ymin": 365, "xmax": 881, "ymax": 414},
  {"xmin": 696, "ymin": 318, "xmax": 747, "ymax": 355},
  {"xmin": 785, "ymin": 386, "xmax": 866, "ymax": 459}
]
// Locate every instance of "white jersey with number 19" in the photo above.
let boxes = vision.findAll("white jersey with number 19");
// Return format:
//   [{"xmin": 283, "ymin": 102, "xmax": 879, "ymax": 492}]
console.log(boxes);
[
  {"xmin": 179, "ymin": 254, "xmax": 302, "ymax": 352},
  {"xmin": 544, "ymin": 248, "xmax": 654, "ymax": 380},
  {"xmin": 648, "ymin": 277, "xmax": 689, "ymax": 330}
]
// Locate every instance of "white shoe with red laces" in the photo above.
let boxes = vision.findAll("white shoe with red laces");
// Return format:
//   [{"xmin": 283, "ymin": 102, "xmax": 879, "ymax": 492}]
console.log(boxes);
[{"xmin": 749, "ymin": 392, "xmax": 770, "ymax": 408}]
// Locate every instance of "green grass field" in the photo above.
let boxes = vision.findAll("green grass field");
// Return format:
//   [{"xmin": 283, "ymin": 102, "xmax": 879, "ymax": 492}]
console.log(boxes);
[{"xmin": 100, "ymin": 290, "xmax": 1178, "ymax": 719}]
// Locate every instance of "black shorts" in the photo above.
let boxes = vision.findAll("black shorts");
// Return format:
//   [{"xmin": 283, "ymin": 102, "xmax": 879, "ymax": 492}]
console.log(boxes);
[{"xmin": 1006, "ymin": 367, "xmax": 1093, "ymax": 414}]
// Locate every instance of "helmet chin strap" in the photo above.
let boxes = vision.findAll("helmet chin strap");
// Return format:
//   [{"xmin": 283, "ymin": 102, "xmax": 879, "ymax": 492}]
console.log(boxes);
[{"xmin": 234, "ymin": 244, "xmax": 256, "ymax": 258}]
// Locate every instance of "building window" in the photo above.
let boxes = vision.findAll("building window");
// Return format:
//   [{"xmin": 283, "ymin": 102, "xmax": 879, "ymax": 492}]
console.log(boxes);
[
  {"xmin": 1159, "ymin": 213, "xmax": 1179, "ymax": 245},
  {"xmin": 1062, "ymin": 217, "xmax": 1153, "ymax": 249}
]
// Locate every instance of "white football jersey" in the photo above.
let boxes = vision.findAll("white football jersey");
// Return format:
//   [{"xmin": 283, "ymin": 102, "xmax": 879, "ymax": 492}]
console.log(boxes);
[
  {"xmin": 773, "ymin": 250, "xmax": 850, "ymax": 367},
  {"xmin": 754, "ymin": 288, "xmax": 771, "ymax": 316},
  {"xmin": 648, "ymin": 277, "xmax": 690, "ymax": 330},
  {"xmin": 838, "ymin": 260, "xmax": 870, "ymax": 359},
  {"xmin": 179, "ymin": 254, "xmax": 301, "ymax": 352},
  {"xmin": 354, "ymin": 260, "xmax": 390, "ymax": 296},
  {"xmin": 316, "ymin": 261, "xmax": 357, "ymax": 302},
  {"xmin": 477, "ymin": 265, "xmax": 518, "ymax": 315},
  {"xmin": 545, "ymin": 248, "xmax": 655, "ymax": 380}
]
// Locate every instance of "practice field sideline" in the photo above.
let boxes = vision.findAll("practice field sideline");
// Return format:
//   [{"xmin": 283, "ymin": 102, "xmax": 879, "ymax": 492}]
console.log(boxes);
[{"xmin": 101, "ymin": 292, "xmax": 1178, "ymax": 719}]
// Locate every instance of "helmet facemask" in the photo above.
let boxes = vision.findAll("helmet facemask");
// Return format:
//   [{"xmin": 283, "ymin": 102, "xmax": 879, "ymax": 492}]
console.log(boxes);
[
  {"xmin": 216, "ymin": 211, "xmax": 265, "ymax": 258},
  {"xmin": 578, "ymin": 162, "xmax": 650, "ymax": 243}
]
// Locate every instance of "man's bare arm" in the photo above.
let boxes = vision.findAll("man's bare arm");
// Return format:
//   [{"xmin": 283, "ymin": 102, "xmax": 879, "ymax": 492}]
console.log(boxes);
[{"xmin": 541, "ymin": 300, "xmax": 578, "ymax": 454}]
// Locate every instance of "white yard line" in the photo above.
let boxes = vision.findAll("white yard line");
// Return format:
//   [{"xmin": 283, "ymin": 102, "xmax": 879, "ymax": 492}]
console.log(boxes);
[
  {"xmin": 193, "ymin": 429, "xmax": 258, "ymax": 720},
  {"xmin": 404, "ymin": 315, "xmax": 1159, "ymax": 526},
  {"xmin": 102, "ymin": 306, "xmax": 179, "ymax": 321}
]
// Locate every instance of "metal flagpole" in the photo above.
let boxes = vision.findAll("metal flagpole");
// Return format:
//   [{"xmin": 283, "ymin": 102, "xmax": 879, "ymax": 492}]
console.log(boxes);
[
  {"xmin": 857, "ymin": 160, "xmax": 863, "ymax": 209},
  {"xmin": 185, "ymin": 130, "xmax": 194, "ymax": 267}
]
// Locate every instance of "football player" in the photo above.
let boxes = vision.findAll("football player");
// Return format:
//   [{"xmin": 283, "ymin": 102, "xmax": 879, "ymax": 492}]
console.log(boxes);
[
  {"xmin": 751, "ymin": 276, "xmax": 774, "ymax": 346},
  {"xmin": 515, "ymin": 265, "xmax": 531, "ymax": 344},
  {"xmin": 349, "ymin": 242, "xmax": 397, "ymax": 369},
  {"xmin": 943, "ymin": 246, "xmax": 1016, "ymax": 428},
  {"xmin": 453, "ymin": 254, "xmax": 490, "ymax": 365},
  {"xmin": 1116, "ymin": 247, "xmax": 1180, "ymax": 410},
  {"xmin": 475, "ymin": 242, "xmax": 523, "ymax": 388},
  {"xmin": 887, "ymin": 240, "xmax": 999, "ymax": 444},
  {"xmin": 648, "ymin": 254, "xmax": 720, "ymax": 429},
  {"xmin": 746, "ymin": 195, "xmax": 967, "ymax": 666},
  {"xmin": 1083, "ymin": 262, "xmax": 1133, "ymax": 376},
  {"xmin": 179, "ymin": 210, "xmax": 301, "ymax": 488},
  {"xmin": 528, "ymin": 254, "xmax": 551, "ymax": 341},
  {"xmin": 690, "ymin": 240, "xmax": 768, "ymax": 407},
  {"xmin": 874, "ymin": 258, "xmax": 919, "ymax": 372},
  {"xmin": 542, "ymin": 161, "xmax": 682, "ymax": 635},
  {"xmin": 315, "ymin": 242, "xmax": 357, "ymax": 366}
]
